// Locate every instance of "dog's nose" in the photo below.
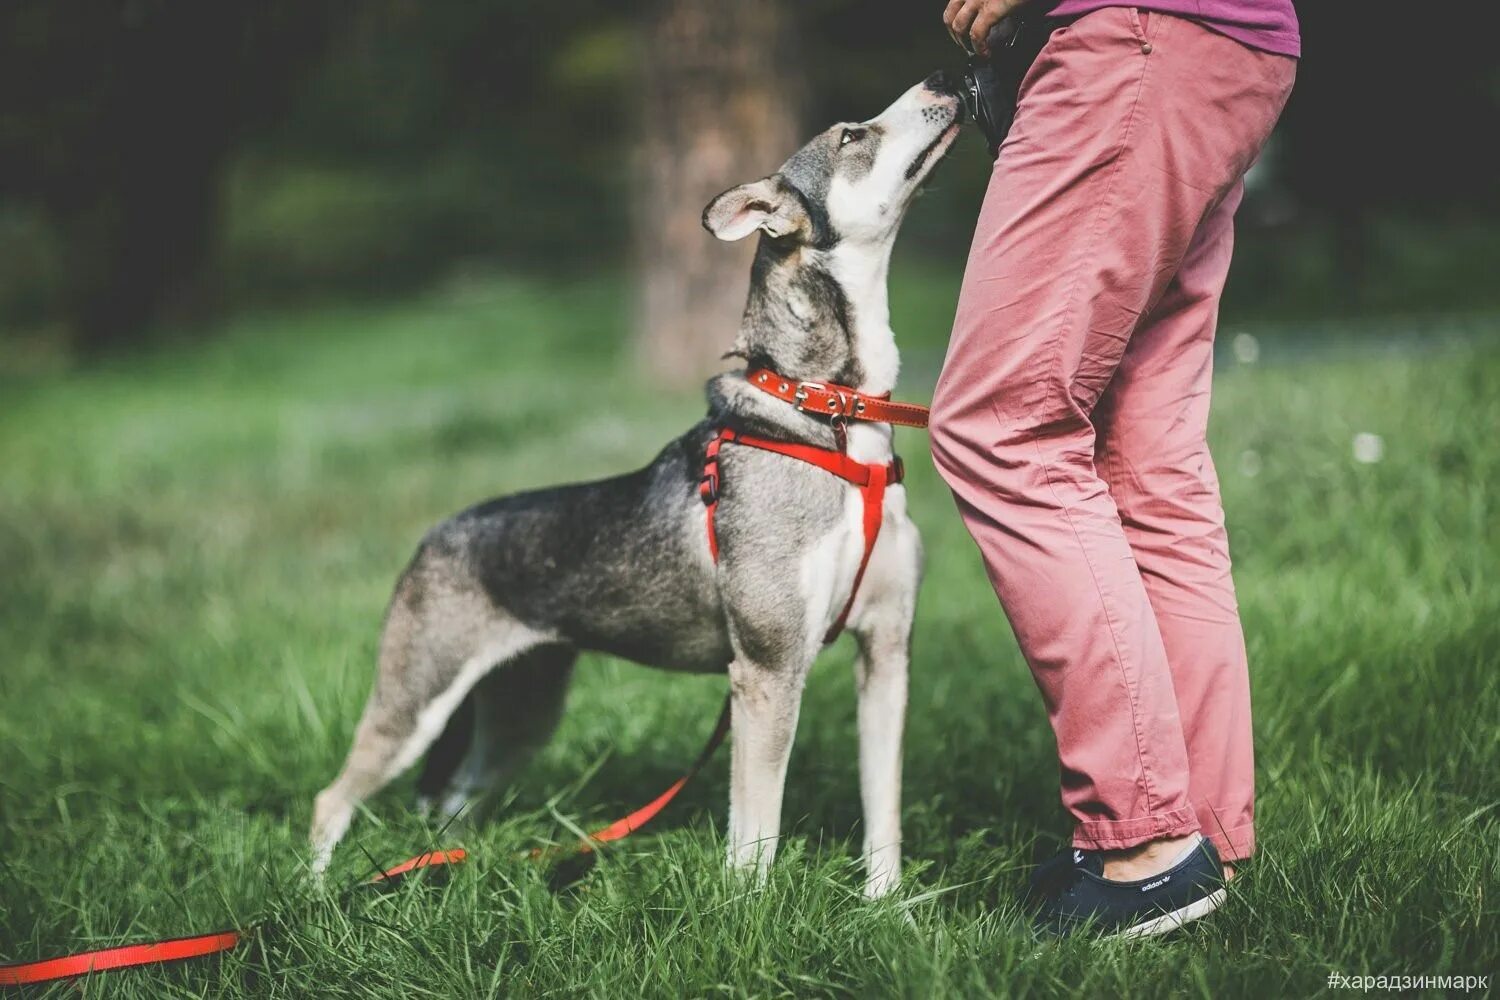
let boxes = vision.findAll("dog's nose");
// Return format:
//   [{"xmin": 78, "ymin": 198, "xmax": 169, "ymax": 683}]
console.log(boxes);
[{"xmin": 923, "ymin": 70, "xmax": 959, "ymax": 97}]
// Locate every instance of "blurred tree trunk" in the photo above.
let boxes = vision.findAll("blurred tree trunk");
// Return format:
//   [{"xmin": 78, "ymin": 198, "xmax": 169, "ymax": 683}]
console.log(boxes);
[
  {"xmin": 57, "ymin": 137, "xmax": 229, "ymax": 353},
  {"xmin": 633, "ymin": 0, "xmax": 800, "ymax": 386}
]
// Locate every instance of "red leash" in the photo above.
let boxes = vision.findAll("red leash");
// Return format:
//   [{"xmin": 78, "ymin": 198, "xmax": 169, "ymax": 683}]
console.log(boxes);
[
  {"xmin": 0, "ymin": 697, "xmax": 731, "ymax": 988},
  {"xmin": 364, "ymin": 847, "xmax": 469, "ymax": 884},
  {"xmin": 551, "ymin": 695, "xmax": 731, "ymax": 853},
  {"xmin": 0, "ymin": 932, "xmax": 245, "ymax": 988}
]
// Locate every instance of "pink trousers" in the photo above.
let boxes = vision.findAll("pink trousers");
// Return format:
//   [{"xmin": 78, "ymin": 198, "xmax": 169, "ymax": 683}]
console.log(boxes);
[{"xmin": 930, "ymin": 9, "xmax": 1295, "ymax": 861}]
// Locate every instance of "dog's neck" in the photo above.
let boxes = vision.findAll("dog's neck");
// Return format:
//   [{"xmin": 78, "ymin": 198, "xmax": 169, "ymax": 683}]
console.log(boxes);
[
  {"xmin": 822, "ymin": 241, "xmax": 900, "ymax": 396},
  {"xmin": 707, "ymin": 235, "xmax": 900, "ymax": 453}
]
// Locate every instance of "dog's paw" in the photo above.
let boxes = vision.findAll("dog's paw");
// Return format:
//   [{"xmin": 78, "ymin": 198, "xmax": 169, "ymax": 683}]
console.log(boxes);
[
  {"xmin": 862, "ymin": 843, "xmax": 902, "ymax": 900},
  {"xmin": 863, "ymin": 868, "xmax": 902, "ymax": 901},
  {"xmin": 725, "ymin": 836, "xmax": 777, "ymax": 880}
]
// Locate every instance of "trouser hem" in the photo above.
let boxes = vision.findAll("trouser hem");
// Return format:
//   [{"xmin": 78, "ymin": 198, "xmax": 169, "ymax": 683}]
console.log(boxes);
[
  {"xmin": 1203, "ymin": 821, "xmax": 1255, "ymax": 862},
  {"xmin": 1071, "ymin": 807, "xmax": 1199, "ymax": 851}
]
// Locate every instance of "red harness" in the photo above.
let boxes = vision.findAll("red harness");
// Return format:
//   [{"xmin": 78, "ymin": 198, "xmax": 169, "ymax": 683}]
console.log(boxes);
[{"xmin": 700, "ymin": 369, "xmax": 930, "ymax": 644}]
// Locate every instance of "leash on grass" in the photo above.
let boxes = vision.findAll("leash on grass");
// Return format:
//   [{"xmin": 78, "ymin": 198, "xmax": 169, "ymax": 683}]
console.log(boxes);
[{"xmin": 0, "ymin": 697, "xmax": 731, "ymax": 988}]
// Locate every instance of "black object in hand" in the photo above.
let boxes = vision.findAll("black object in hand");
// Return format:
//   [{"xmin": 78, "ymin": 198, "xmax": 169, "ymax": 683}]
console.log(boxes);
[{"xmin": 959, "ymin": 15, "xmax": 1046, "ymax": 159}]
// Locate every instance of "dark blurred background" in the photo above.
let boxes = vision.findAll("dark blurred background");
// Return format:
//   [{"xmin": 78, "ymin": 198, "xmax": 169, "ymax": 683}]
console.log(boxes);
[{"xmin": 1, "ymin": 0, "xmax": 1496, "ymax": 378}]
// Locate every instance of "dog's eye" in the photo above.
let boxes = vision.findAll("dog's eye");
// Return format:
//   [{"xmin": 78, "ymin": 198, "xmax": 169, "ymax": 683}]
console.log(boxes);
[{"xmin": 839, "ymin": 127, "xmax": 867, "ymax": 147}]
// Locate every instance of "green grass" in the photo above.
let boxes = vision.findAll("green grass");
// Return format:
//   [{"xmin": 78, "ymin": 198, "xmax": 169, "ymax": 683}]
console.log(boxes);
[{"xmin": 1, "ymin": 277, "xmax": 1496, "ymax": 997}]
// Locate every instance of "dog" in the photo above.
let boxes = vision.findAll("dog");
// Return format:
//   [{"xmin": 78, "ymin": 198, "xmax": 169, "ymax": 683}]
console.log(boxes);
[{"xmin": 310, "ymin": 73, "xmax": 964, "ymax": 899}]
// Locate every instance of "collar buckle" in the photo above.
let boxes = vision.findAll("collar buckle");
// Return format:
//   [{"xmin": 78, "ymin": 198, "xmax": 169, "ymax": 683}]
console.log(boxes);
[
  {"xmin": 792, "ymin": 381, "xmax": 823, "ymax": 407},
  {"xmin": 795, "ymin": 381, "xmax": 857, "ymax": 418}
]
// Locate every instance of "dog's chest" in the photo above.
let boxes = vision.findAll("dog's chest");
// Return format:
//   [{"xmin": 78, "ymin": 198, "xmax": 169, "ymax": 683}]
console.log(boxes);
[{"xmin": 795, "ymin": 423, "xmax": 901, "ymax": 642}]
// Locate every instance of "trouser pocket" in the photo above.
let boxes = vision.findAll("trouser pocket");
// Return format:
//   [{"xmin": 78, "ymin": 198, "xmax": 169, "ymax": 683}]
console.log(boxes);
[{"xmin": 1127, "ymin": 8, "xmax": 1153, "ymax": 44}]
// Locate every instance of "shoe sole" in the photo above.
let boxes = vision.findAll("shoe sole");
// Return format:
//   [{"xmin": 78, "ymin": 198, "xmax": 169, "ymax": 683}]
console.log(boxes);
[{"xmin": 1117, "ymin": 888, "xmax": 1227, "ymax": 939}]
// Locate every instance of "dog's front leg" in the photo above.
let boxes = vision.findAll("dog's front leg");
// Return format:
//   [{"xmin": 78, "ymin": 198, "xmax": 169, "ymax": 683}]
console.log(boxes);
[
  {"xmin": 849, "ymin": 515, "xmax": 920, "ymax": 899},
  {"xmin": 725, "ymin": 657, "xmax": 810, "ymax": 883},
  {"xmin": 851, "ymin": 622, "xmax": 910, "ymax": 899}
]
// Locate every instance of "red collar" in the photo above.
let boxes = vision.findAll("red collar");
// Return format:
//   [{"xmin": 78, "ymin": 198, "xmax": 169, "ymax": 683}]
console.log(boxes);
[{"xmin": 744, "ymin": 367, "xmax": 930, "ymax": 429}]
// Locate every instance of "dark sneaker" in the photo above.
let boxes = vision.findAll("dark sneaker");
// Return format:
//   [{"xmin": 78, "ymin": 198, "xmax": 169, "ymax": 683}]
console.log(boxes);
[{"xmin": 1030, "ymin": 838, "xmax": 1227, "ymax": 938}]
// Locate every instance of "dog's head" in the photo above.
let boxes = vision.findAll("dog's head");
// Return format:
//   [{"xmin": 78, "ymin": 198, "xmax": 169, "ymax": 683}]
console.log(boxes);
[{"xmin": 702, "ymin": 72, "xmax": 964, "ymax": 251}]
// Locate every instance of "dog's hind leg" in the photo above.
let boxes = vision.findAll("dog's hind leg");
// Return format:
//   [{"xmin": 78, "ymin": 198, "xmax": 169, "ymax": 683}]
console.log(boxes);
[
  {"xmin": 417, "ymin": 643, "xmax": 576, "ymax": 822},
  {"xmin": 310, "ymin": 566, "xmax": 553, "ymax": 874}
]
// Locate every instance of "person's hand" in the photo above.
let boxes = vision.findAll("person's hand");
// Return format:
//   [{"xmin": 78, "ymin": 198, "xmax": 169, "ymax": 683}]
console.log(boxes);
[{"xmin": 943, "ymin": 0, "xmax": 1027, "ymax": 56}]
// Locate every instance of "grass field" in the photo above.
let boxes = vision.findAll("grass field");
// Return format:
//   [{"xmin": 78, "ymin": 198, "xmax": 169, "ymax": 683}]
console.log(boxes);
[{"xmin": 2, "ymin": 276, "xmax": 1496, "ymax": 997}]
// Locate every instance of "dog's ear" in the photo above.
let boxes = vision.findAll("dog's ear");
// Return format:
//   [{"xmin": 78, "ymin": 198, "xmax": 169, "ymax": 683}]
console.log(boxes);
[{"xmin": 702, "ymin": 176, "xmax": 809, "ymax": 242}]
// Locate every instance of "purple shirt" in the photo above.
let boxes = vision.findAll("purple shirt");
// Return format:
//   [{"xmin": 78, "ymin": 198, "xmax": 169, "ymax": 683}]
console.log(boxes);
[{"xmin": 1047, "ymin": 1, "xmax": 1300, "ymax": 57}]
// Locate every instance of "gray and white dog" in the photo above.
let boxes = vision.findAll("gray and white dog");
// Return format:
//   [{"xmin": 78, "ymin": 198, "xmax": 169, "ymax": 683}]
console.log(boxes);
[{"xmin": 311, "ymin": 73, "xmax": 964, "ymax": 899}]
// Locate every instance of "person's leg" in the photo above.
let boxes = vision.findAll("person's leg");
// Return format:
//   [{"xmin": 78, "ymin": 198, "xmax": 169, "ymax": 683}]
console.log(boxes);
[
  {"xmin": 929, "ymin": 9, "xmax": 1294, "ymax": 862},
  {"xmin": 1093, "ymin": 181, "xmax": 1256, "ymax": 864}
]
